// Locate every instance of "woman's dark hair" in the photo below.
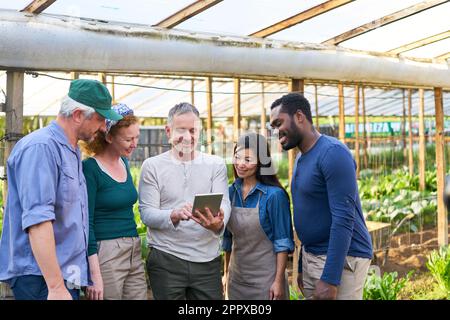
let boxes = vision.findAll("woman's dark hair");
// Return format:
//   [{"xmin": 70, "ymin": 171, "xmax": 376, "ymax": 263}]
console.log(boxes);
[{"xmin": 233, "ymin": 132, "xmax": 289, "ymax": 200}]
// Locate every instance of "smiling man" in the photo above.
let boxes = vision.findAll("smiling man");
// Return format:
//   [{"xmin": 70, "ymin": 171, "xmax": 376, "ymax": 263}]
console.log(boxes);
[
  {"xmin": 138, "ymin": 102, "xmax": 231, "ymax": 300},
  {"xmin": 0, "ymin": 79, "xmax": 122, "ymax": 300},
  {"xmin": 270, "ymin": 93, "xmax": 373, "ymax": 300}
]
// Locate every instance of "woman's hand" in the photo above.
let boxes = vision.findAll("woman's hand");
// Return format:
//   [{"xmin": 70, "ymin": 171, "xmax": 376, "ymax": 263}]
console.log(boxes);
[
  {"xmin": 269, "ymin": 279, "xmax": 284, "ymax": 300},
  {"xmin": 86, "ymin": 272, "xmax": 104, "ymax": 300}
]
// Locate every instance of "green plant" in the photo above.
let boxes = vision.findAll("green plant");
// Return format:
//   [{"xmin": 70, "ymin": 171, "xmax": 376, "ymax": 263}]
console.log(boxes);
[
  {"xmin": 289, "ymin": 286, "xmax": 305, "ymax": 300},
  {"xmin": 426, "ymin": 245, "xmax": 450, "ymax": 299},
  {"xmin": 363, "ymin": 269, "xmax": 413, "ymax": 300}
]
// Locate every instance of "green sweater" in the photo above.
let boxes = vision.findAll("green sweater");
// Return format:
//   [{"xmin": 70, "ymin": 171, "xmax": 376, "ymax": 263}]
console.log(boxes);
[{"xmin": 82, "ymin": 157, "xmax": 138, "ymax": 256}]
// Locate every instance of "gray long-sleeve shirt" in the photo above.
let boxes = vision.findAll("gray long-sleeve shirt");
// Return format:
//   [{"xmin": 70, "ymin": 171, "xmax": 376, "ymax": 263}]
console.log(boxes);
[{"xmin": 138, "ymin": 150, "xmax": 231, "ymax": 262}]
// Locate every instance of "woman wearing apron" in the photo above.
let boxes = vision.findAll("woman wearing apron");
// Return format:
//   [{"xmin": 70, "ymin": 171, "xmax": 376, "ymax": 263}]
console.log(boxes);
[{"xmin": 222, "ymin": 133, "xmax": 294, "ymax": 300}]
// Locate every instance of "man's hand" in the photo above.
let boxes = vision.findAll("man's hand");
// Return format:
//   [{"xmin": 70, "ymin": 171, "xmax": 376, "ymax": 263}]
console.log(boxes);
[
  {"xmin": 192, "ymin": 207, "xmax": 224, "ymax": 233},
  {"xmin": 170, "ymin": 203, "xmax": 193, "ymax": 226},
  {"xmin": 269, "ymin": 279, "xmax": 284, "ymax": 300},
  {"xmin": 313, "ymin": 279, "xmax": 337, "ymax": 300},
  {"xmin": 47, "ymin": 282, "xmax": 72, "ymax": 300},
  {"xmin": 297, "ymin": 272, "xmax": 304, "ymax": 296}
]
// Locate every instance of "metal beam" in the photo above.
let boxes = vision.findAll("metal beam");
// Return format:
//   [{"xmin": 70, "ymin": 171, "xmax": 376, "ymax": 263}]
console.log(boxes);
[
  {"xmin": 2, "ymin": 10, "xmax": 450, "ymax": 88},
  {"xmin": 323, "ymin": 0, "xmax": 449, "ymax": 45},
  {"xmin": 21, "ymin": 0, "xmax": 57, "ymax": 14},
  {"xmin": 155, "ymin": 0, "xmax": 223, "ymax": 28},
  {"xmin": 250, "ymin": 0, "xmax": 353, "ymax": 38},
  {"xmin": 387, "ymin": 30, "xmax": 450, "ymax": 55}
]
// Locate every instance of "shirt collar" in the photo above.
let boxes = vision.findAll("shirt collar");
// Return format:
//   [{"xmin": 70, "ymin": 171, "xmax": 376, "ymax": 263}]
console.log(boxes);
[
  {"xmin": 49, "ymin": 120, "xmax": 77, "ymax": 153},
  {"xmin": 233, "ymin": 178, "xmax": 268, "ymax": 195}
]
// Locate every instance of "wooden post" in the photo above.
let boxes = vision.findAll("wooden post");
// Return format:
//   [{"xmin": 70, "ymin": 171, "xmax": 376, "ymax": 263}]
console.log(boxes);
[
  {"xmin": 314, "ymin": 84, "xmax": 320, "ymax": 132},
  {"xmin": 402, "ymin": 90, "xmax": 407, "ymax": 164},
  {"xmin": 70, "ymin": 72, "xmax": 79, "ymax": 80},
  {"xmin": 191, "ymin": 79, "xmax": 195, "ymax": 106},
  {"xmin": 1, "ymin": 71, "xmax": 25, "ymax": 300},
  {"xmin": 260, "ymin": 82, "xmax": 267, "ymax": 137},
  {"xmin": 418, "ymin": 89, "xmax": 426, "ymax": 191},
  {"xmin": 434, "ymin": 87, "xmax": 448, "ymax": 246},
  {"xmin": 206, "ymin": 77, "xmax": 213, "ymax": 154},
  {"xmin": 110, "ymin": 75, "xmax": 116, "ymax": 104},
  {"xmin": 355, "ymin": 85, "xmax": 360, "ymax": 178},
  {"xmin": 288, "ymin": 78, "xmax": 303, "ymax": 293},
  {"xmin": 98, "ymin": 72, "xmax": 106, "ymax": 84},
  {"xmin": 362, "ymin": 86, "xmax": 368, "ymax": 169},
  {"xmin": 338, "ymin": 83, "xmax": 345, "ymax": 143},
  {"xmin": 408, "ymin": 89, "xmax": 414, "ymax": 176},
  {"xmin": 233, "ymin": 79, "xmax": 241, "ymax": 143}
]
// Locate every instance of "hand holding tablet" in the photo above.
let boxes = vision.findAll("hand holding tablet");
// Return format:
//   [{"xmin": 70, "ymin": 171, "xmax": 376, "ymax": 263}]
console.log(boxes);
[{"xmin": 191, "ymin": 193, "xmax": 224, "ymax": 232}]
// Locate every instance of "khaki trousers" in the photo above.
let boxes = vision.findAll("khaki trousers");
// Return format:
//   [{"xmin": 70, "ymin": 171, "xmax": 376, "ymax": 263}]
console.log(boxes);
[
  {"xmin": 301, "ymin": 247, "xmax": 371, "ymax": 300},
  {"xmin": 97, "ymin": 237, "xmax": 148, "ymax": 300}
]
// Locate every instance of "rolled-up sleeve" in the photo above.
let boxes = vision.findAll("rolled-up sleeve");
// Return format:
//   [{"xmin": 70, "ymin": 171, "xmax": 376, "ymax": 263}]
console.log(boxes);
[
  {"xmin": 16, "ymin": 144, "xmax": 57, "ymax": 231},
  {"xmin": 266, "ymin": 189, "xmax": 294, "ymax": 253}
]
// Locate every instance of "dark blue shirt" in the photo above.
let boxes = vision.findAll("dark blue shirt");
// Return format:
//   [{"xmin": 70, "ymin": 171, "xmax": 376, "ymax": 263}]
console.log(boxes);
[
  {"xmin": 222, "ymin": 179, "xmax": 294, "ymax": 253},
  {"xmin": 292, "ymin": 135, "xmax": 372, "ymax": 286}
]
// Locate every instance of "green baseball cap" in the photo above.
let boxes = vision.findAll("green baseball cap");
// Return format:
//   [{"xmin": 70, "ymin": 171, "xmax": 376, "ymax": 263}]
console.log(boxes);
[{"xmin": 68, "ymin": 79, "xmax": 123, "ymax": 121}]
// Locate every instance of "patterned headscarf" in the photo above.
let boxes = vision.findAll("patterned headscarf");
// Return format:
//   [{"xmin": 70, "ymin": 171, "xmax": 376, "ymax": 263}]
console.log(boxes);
[{"xmin": 105, "ymin": 103, "xmax": 134, "ymax": 133}]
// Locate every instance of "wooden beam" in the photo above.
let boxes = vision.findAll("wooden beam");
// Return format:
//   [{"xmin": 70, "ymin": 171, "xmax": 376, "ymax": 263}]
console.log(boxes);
[
  {"xmin": 155, "ymin": 0, "xmax": 223, "ymax": 28},
  {"xmin": 435, "ymin": 52, "xmax": 450, "ymax": 61},
  {"xmin": 250, "ymin": 0, "xmax": 353, "ymax": 38},
  {"xmin": 260, "ymin": 82, "xmax": 267, "ymax": 137},
  {"xmin": 206, "ymin": 77, "xmax": 213, "ymax": 154},
  {"xmin": 21, "ymin": 0, "xmax": 57, "ymax": 14},
  {"xmin": 434, "ymin": 87, "xmax": 448, "ymax": 246},
  {"xmin": 323, "ymin": 0, "xmax": 448, "ymax": 45},
  {"xmin": 418, "ymin": 89, "xmax": 426, "ymax": 191},
  {"xmin": 314, "ymin": 85, "xmax": 320, "ymax": 131},
  {"xmin": 233, "ymin": 78, "xmax": 241, "ymax": 143},
  {"xmin": 3, "ymin": 71, "xmax": 24, "ymax": 207},
  {"xmin": 354, "ymin": 85, "xmax": 360, "ymax": 178},
  {"xmin": 362, "ymin": 86, "xmax": 368, "ymax": 169},
  {"xmin": 338, "ymin": 83, "xmax": 345, "ymax": 143},
  {"xmin": 387, "ymin": 30, "xmax": 450, "ymax": 55},
  {"xmin": 288, "ymin": 78, "xmax": 304, "ymax": 294},
  {"xmin": 408, "ymin": 89, "xmax": 414, "ymax": 176}
]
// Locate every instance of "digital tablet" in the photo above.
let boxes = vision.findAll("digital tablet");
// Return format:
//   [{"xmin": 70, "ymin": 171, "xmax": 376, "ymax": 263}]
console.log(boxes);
[{"xmin": 192, "ymin": 193, "xmax": 223, "ymax": 217}]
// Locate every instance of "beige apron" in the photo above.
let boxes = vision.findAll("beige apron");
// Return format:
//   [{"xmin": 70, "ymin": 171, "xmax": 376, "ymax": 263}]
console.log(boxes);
[{"xmin": 227, "ymin": 191, "xmax": 289, "ymax": 300}]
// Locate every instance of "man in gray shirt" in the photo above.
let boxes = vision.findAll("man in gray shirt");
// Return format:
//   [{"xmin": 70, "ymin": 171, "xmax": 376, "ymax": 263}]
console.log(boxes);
[{"xmin": 139, "ymin": 102, "xmax": 231, "ymax": 300}]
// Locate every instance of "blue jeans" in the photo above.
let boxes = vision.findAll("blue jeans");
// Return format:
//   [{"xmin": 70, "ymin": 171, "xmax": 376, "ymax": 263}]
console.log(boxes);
[{"xmin": 10, "ymin": 275, "xmax": 80, "ymax": 300}]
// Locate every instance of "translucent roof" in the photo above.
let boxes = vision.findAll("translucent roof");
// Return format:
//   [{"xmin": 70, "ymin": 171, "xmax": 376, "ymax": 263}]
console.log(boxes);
[{"xmin": 0, "ymin": 0, "xmax": 448, "ymax": 60}]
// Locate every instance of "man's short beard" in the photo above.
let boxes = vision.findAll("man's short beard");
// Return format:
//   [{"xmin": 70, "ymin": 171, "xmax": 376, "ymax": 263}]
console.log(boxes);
[{"xmin": 281, "ymin": 122, "xmax": 303, "ymax": 150}]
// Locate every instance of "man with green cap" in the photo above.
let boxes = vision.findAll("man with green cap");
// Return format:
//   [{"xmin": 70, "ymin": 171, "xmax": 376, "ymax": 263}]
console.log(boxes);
[{"xmin": 0, "ymin": 79, "xmax": 122, "ymax": 300}]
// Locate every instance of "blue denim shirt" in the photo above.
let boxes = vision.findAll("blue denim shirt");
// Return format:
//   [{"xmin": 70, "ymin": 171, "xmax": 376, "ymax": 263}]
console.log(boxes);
[
  {"xmin": 0, "ymin": 121, "xmax": 90, "ymax": 287},
  {"xmin": 222, "ymin": 179, "xmax": 294, "ymax": 253}
]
